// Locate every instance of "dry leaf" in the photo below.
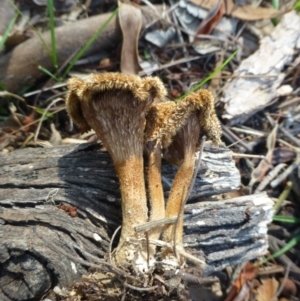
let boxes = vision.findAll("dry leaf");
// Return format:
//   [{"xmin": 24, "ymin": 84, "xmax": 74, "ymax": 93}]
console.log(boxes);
[
  {"xmin": 49, "ymin": 123, "xmax": 62, "ymax": 146},
  {"xmin": 256, "ymin": 277, "xmax": 279, "ymax": 301},
  {"xmin": 189, "ymin": 0, "xmax": 280, "ymax": 21},
  {"xmin": 118, "ymin": 1, "xmax": 142, "ymax": 74},
  {"xmin": 225, "ymin": 262, "xmax": 257, "ymax": 301},
  {"xmin": 195, "ymin": 0, "xmax": 225, "ymax": 35}
]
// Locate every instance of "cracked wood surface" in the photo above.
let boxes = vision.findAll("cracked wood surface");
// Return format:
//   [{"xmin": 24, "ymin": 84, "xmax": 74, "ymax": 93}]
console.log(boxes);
[{"xmin": 0, "ymin": 142, "xmax": 273, "ymax": 300}]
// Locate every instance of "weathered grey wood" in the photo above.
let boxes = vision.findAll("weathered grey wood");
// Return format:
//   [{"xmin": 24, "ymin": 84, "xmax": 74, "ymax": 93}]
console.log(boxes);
[
  {"xmin": 221, "ymin": 10, "xmax": 300, "ymax": 125},
  {"xmin": 184, "ymin": 193, "xmax": 273, "ymax": 274},
  {"xmin": 0, "ymin": 142, "xmax": 273, "ymax": 301}
]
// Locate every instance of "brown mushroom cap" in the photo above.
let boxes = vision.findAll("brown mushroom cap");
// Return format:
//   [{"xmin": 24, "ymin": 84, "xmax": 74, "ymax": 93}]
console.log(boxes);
[
  {"xmin": 145, "ymin": 89, "xmax": 221, "ymax": 249},
  {"xmin": 66, "ymin": 73, "xmax": 166, "ymax": 264},
  {"xmin": 145, "ymin": 89, "xmax": 221, "ymax": 152}
]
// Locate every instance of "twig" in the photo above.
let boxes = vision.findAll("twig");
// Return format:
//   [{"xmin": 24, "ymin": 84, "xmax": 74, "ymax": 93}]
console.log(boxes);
[
  {"xmin": 109, "ymin": 225, "xmax": 121, "ymax": 265},
  {"xmin": 139, "ymin": 56, "xmax": 200, "ymax": 76},
  {"xmin": 271, "ymin": 261, "xmax": 291, "ymax": 301},
  {"xmin": 165, "ymin": 270, "xmax": 218, "ymax": 285},
  {"xmin": 279, "ymin": 125, "xmax": 300, "ymax": 147},
  {"xmin": 128, "ymin": 238, "xmax": 206, "ymax": 266},
  {"xmin": 232, "ymin": 153, "xmax": 266, "ymax": 159},
  {"xmin": 23, "ymin": 83, "xmax": 67, "ymax": 97},
  {"xmin": 135, "ymin": 217, "xmax": 177, "ymax": 233},
  {"xmin": 271, "ymin": 155, "xmax": 300, "ymax": 188},
  {"xmin": 34, "ymin": 98, "xmax": 65, "ymax": 142},
  {"xmin": 0, "ymin": 91, "xmax": 26, "ymax": 103},
  {"xmin": 221, "ymin": 123, "xmax": 252, "ymax": 152},
  {"xmin": 124, "ymin": 282, "xmax": 158, "ymax": 292},
  {"xmin": 255, "ymin": 163, "xmax": 287, "ymax": 193}
]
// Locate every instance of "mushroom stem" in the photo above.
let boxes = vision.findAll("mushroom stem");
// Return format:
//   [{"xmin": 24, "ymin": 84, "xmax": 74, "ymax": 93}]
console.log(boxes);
[
  {"xmin": 163, "ymin": 114, "xmax": 200, "ymax": 247},
  {"xmin": 146, "ymin": 140, "xmax": 165, "ymax": 241},
  {"xmin": 115, "ymin": 156, "xmax": 148, "ymax": 255}
]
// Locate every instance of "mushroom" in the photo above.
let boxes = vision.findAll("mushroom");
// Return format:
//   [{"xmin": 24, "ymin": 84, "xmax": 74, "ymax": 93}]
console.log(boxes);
[
  {"xmin": 144, "ymin": 136, "xmax": 165, "ymax": 245},
  {"xmin": 145, "ymin": 89, "xmax": 221, "ymax": 250},
  {"xmin": 66, "ymin": 73, "xmax": 166, "ymax": 264}
]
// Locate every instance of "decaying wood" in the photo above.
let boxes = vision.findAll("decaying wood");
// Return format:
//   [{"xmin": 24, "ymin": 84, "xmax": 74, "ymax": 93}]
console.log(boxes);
[
  {"xmin": 221, "ymin": 10, "xmax": 300, "ymax": 125},
  {"xmin": 0, "ymin": 6, "xmax": 162, "ymax": 93},
  {"xmin": 0, "ymin": 142, "xmax": 273, "ymax": 301}
]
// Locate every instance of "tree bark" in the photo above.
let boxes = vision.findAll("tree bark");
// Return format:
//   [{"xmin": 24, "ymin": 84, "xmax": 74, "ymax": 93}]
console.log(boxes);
[{"xmin": 0, "ymin": 142, "xmax": 273, "ymax": 301}]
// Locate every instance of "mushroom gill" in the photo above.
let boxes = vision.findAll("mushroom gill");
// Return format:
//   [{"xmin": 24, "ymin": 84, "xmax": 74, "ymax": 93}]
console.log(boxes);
[{"xmin": 66, "ymin": 73, "xmax": 166, "ymax": 265}]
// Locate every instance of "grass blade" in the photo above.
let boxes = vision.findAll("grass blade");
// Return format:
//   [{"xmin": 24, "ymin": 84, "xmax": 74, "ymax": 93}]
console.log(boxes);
[
  {"xmin": 259, "ymin": 234, "xmax": 300, "ymax": 265},
  {"xmin": 273, "ymin": 215, "xmax": 300, "ymax": 224},
  {"xmin": 63, "ymin": 6, "xmax": 119, "ymax": 78},
  {"xmin": 0, "ymin": 13, "xmax": 18, "ymax": 52},
  {"xmin": 176, "ymin": 49, "xmax": 238, "ymax": 102},
  {"xmin": 48, "ymin": 0, "xmax": 57, "ymax": 69},
  {"xmin": 38, "ymin": 65, "xmax": 61, "ymax": 82}
]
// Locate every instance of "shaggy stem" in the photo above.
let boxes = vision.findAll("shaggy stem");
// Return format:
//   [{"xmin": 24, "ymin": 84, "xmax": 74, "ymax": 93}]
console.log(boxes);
[
  {"xmin": 147, "ymin": 141, "xmax": 165, "ymax": 240},
  {"xmin": 163, "ymin": 152, "xmax": 195, "ymax": 246},
  {"xmin": 114, "ymin": 156, "xmax": 148, "ymax": 262}
]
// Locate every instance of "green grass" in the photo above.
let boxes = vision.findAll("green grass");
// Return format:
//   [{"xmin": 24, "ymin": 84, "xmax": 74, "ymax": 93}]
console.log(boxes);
[
  {"xmin": 259, "ymin": 208, "xmax": 300, "ymax": 265},
  {"xmin": 0, "ymin": 13, "xmax": 18, "ymax": 52},
  {"xmin": 176, "ymin": 50, "xmax": 238, "ymax": 102},
  {"xmin": 47, "ymin": 0, "xmax": 58, "ymax": 69},
  {"xmin": 271, "ymin": 0, "xmax": 279, "ymax": 25},
  {"xmin": 273, "ymin": 215, "xmax": 300, "ymax": 224},
  {"xmin": 38, "ymin": 65, "xmax": 61, "ymax": 82},
  {"xmin": 259, "ymin": 234, "xmax": 300, "ymax": 265},
  {"xmin": 294, "ymin": 0, "xmax": 300, "ymax": 10},
  {"xmin": 35, "ymin": 107, "xmax": 54, "ymax": 119}
]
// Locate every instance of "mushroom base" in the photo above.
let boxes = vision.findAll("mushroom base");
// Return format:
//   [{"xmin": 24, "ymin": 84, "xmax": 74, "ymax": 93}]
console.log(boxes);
[{"xmin": 113, "ymin": 156, "xmax": 149, "ymax": 266}]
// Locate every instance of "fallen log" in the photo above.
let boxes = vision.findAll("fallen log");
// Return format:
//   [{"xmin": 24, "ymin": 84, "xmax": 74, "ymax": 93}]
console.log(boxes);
[{"xmin": 0, "ymin": 142, "xmax": 273, "ymax": 301}]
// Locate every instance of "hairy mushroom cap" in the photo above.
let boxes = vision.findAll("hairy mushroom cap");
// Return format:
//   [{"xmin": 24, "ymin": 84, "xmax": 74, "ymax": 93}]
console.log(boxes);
[
  {"xmin": 145, "ymin": 89, "xmax": 221, "ymax": 253},
  {"xmin": 145, "ymin": 89, "xmax": 221, "ymax": 151},
  {"xmin": 65, "ymin": 73, "xmax": 166, "ymax": 265},
  {"xmin": 66, "ymin": 73, "xmax": 166, "ymax": 135}
]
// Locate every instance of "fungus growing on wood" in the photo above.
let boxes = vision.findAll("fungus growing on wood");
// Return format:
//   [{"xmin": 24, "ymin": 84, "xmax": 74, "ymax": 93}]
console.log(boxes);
[
  {"xmin": 66, "ymin": 73, "xmax": 166, "ymax": 265},
  {"xmin": 145, "ymin": 89, "xmax": 221, "ymax": 250}
]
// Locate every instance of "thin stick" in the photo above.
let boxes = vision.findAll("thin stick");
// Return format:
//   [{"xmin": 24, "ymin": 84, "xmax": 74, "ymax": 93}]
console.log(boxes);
[
  {"xmin": 34, "ymin": 98, "xmax": 64, "ymax": 142},
  {"xmin": 271, "ymin": 261, "xmax": 291, "ymax": 301},
  {"xmin": 109, "ymin": 225, "xmax": 121, "ymax": 265},
  {"xmin": 124, "ymin": 283, "xmax": 158, "ymax": 292},
  {"xmin": 145, "ymin": 231, "xmax": 150, "ymax": 268},
  {"xmin": 135, "ymin": 217, "xmax": 177, "ymax": 233},
  {"xmin": 232, "ymin": 153, "xmax": 266, "ymax": 159},
  {"xmin": 128, "ymin": 238, "xmax": 206, "ymax": 266}
]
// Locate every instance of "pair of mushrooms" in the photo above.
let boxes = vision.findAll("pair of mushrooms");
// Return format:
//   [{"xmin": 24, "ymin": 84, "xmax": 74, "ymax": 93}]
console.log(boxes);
[{"xmin": 66, "ymin": 73, "xmax": 221, "ymax": 268}]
